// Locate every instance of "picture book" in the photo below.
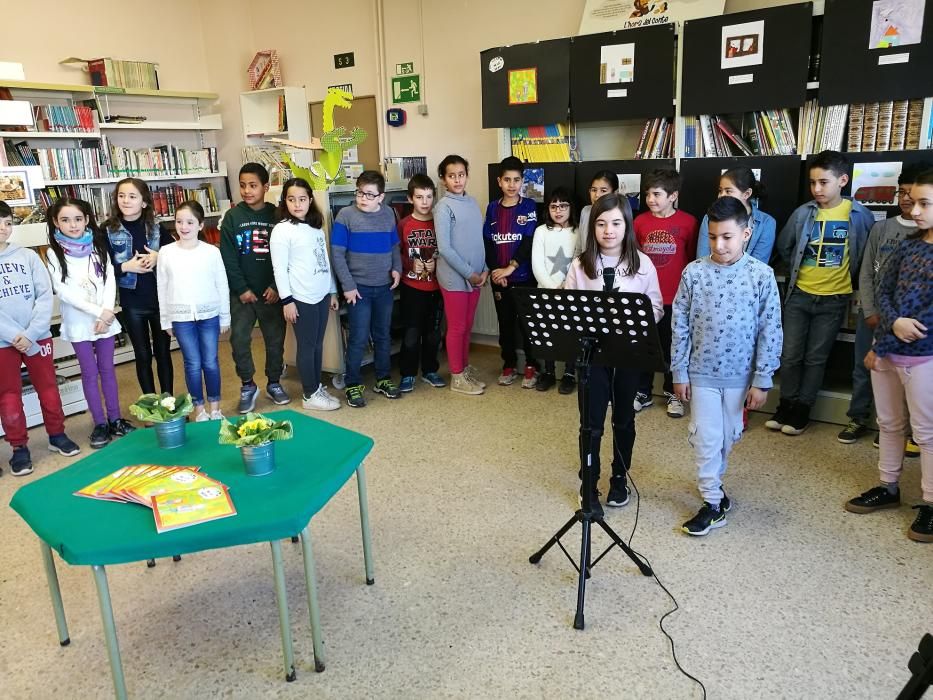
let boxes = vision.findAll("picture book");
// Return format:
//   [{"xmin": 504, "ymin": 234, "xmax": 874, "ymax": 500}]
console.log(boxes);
[{"xmin": 151, "ymin": 486, "xmax": 237, "ymax": 533}]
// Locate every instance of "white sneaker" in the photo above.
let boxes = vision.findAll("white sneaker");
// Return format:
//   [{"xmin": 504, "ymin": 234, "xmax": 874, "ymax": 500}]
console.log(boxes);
[
  {"xmin": 210, "ymin": 410, "xmax": 224, "ymax": 421},
  {"xmin": 666, "ymin": 394, "xmax": 685, "ymax": 418},
  {"xmin": 195, "ymin": 409, "xmax": 210, "ymax": 422},
  {"xmin": 303, "ymin": 385, "xmax": 340, "ymax": 411},
  {"xmin": 451, "ymin": 372, "xmax": 484, "ymax": 395},
  {"xmin": 464, "ymin": 365, "xmax": 486, "ymax": 389}
]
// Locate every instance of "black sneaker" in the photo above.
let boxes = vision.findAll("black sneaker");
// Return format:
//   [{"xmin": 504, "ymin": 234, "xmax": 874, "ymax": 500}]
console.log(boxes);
[
  {"xmin": 238, "ymin": 382, "xmax": 258, "ymax": 414},
  {"xmin": 764, "ymin": 398, "xmax": 793, "ymax": 431},
  {"xmin": 10, "ymin": 447, "xmax": 33, "ymax": 476},
  {"xmin": 90, "ymin": 424, "xmax": 111, "ymax": 449},
  {"xmin": 633, "ymin": 392, "xmax": 653, "ymax": 412},
  {"xmin": 837, "ymin": 421, "xmax": 869, "ymax": 444},
  {"xmin": 48, "ymin": 433, "xmax": 80, "ymax": 457},
  {"xmin": 781, "ymin": 402, "xmax": 810, "ymax": 436},
  {"xmin": 721, "ymin": 492, "xmax": 733, "ymax": 513},
  {"xmin": 908, "ymin": 505, "xmax": 933, "ymax": 543},
  {"xmin": 682, "ymin": 502, "xmax": 727, "ymax": 536},
  {"xmin": 606, "ymin": 477, "xmax": 630, "ymax": 507},
  {"xmin": 845, "ymin": 485, "xmax": 900, "ymax": 514},
  {"xmin": 373, "ymin": 378, "xmax": 401, "ymax": 399},
  {"xmin": 346, "ymin": 384, "xmax": 367, "ymax": 408},
  {"xmin": 109, "ymin": 418, "xmax": 136, "ymax": 437},
  {"xmin": 535, "ymin": 372, "xmax": 556, "ymax": 392},
  {"xmin": 266, "ymin": 382, "xmax": 291, "ymax": 405},
  {"xmin": 558, "ymin": 373, "xmax": 576, "ymax": 395}
]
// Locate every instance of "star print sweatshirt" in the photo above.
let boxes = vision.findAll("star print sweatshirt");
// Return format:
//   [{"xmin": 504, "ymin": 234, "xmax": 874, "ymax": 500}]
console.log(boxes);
[
  {"xmin": 531, "ymin": 224, "xmax": 577, "ymax": 289},
  {"xmin": 670, "ymin": 254, "xmax": 782, "ymax": 390}
]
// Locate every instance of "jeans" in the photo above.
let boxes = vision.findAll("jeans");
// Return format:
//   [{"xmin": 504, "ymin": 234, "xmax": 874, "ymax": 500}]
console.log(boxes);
[
  {"xmin": 578, "ymin": 366, "xmax": 639, "ymax": 483},
  {"xmin": 688, "ymin": 385, "xmax": 747, "ymax": 506},
  {"xmin": 399, "ymin": 284, "xmax": 442, "ymax": 377},
  {"xmin": 72, "ymin": 336, "xmax": 121, "ymax": 425},
  {"xmin": 345, "ymin": 284, "xmax": 394, "ymax": 387},
  {"xmin": 439, "ymin": 287, "xmax": 481, "ymax": 374},
  {"xmin": 639, "ymin": 304, "xmax": 673, "ymax": 396},
  {"xmin": 848, "ymin": 309, "xmax": 874, "ymax": 423},
  {"xmin": 229, "ymin": 295, "xmax": 286, "ymax": 384},
  {"xmin": 121, "ymin": 304, "xmax": 173, "ymax": 395},
  {"xmin": 292, "ymin": 297, "xmax": 331, "ymax": 395},
  {"xmin": 492, "ymin": 280, "xmax": 538, "ymax": 369},
  {"xmin": 778, "ymin": 288, "xmax": 850, "ymax": 407},
  {"xmin": 0, "ymin": 338, "xmax": 65, "ymax": 447},
  {"xmin": 173, "ymin": 316, "xmax": 221, "ymax": 405}
]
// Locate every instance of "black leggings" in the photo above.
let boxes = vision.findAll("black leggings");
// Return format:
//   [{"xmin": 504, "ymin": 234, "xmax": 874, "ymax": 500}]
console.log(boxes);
[{"xmin": 121, "ymin": 305, "xmax": 173, "ymax": 395}]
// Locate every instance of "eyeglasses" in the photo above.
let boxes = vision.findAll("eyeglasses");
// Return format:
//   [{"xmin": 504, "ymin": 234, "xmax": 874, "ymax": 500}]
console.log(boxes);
[
  {"xmin": 355, "ymin": 190, "xmax": 381, "ymax": 200},
  {"xmin": 548, "ymin": 203, "xmax": 570, "ymax": 211},
  {"xmin": 896, "ymin": 189, "xmax": 913, "ymax": 199}
]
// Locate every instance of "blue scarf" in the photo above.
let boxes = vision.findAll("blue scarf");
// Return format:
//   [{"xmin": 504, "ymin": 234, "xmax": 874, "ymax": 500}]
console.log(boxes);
[{"xmin": 54, "ymin": 230, "xmax": 94, "ymax": 258}]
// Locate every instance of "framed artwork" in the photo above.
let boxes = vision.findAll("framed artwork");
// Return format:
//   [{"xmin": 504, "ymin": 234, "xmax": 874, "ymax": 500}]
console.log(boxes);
[
  {"xmin": 248, "ymin": 50, "xmax": 283, "ymax": 91},
  {"xmin": 508, "ymin": 68, "xmax": 538, "ymax": 105},
  {"xmin": 0, "ymin": 167, "xmax": 34, "ymax": 207}
]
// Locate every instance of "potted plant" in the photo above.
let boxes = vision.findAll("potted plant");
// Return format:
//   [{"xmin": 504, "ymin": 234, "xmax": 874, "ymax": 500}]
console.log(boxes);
[
  {"xmin": 218, "ymin": 412, "xmax": 294, "ymax": 476},
  {"xmin": 129, "ymin": 393, "xmax": 195, "ymax": 449}
]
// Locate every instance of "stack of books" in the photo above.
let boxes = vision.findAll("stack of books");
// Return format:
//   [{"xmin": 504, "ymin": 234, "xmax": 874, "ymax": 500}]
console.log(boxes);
[
  {"xmin": 847, "ymin": 98, "xmax": 932, "ymax": 152},
  {"xmin": 685, "ymin": 111, "xmax": 797, "ymax": 158},
  {"xmin": 151, "ymin": 183, "xmax": 219, "ymax": 217},
  {"xmin": 34, "ymin": 104, "xmax": 97, "ymax": 133},
  {"xmin": 103, "ymin": 139, "xmax": 218, "ymax": 177},
  {"xmin": 635, "ymin": 117, "xmax": 675, "ymax": 159},
  {"xmin": 510, "ymin": 124, "xmax": 573, "ymax": 162},
  {"xmin": 798, "ymin": 100, "xmax": 849, "ymax": 155},
  {"xmin": 88, "ymin": 58, "xmax": 159, "ymax": 91}
]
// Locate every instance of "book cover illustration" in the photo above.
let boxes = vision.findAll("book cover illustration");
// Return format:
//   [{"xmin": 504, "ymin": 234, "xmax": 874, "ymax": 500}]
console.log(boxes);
[
  {"xmin": 509, "ymin": 68, "xmax": 538, "ymax": 105},
  {"xmin": 852, "ymin": 161, "xmax": 903, "ymax": 206},
  {"xmin": 521, "ymin": 167, "xmax": 545, "ymax": 202},
  {"xmin": 868, "ymin": 0, "xmax": 924, "ymax": 49},
  {"xmin": 152, "ymin": 486, "xmax": 237, "ymax": 533}
]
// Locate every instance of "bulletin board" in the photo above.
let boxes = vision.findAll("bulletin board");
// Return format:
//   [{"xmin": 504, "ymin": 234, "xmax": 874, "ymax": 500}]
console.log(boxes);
[
  {"xmin": 569, "ymin": 24, "xmax": 676, "ymax": 122},
  {"xmin": 681, "ymin": 3, "xmax": 813, "ymax": 116},
  {"xmin": 480, "ymin": 39, "xmax": 571, "ymax": 128}
]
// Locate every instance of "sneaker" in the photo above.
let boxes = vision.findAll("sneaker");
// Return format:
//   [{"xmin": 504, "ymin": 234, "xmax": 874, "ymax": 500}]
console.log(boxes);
[
  {"xmin": 606, "ymin": 477, "xmax": 630, "ymax": 507},
  {"xmin": 908, "ymin": 505, "xmax": 933, "ymax": 543},
  {"xmin": 765, "ymin": 398, "xmax": 793, "ymax": 431},
  {"xmin": 373, "ymin": 377, "xmax": 401, "ymax": 399},
  {"xmin": 633, "ymin": 392, "xmax": 653, "ymax": 412},
  {"xmin": 780, "ymin": 403, "xmax": 810, "ymax": 436},
  {"xmin": 721, "ymin": 492, "xmax": 733, "ymax": 513},
  {"xmin": 400, "ymin": 376, "xmax": 417, "ymax": 393},
  {"xmin": 48, "ymin": 434, "xmax": 80, "ymax": 457},
  {"xmin": 579, "ymin": 486, "xmax": 604, "ymax": 517},
  {"xmin": 422, "ymin": 372, "xmax": 446, "ymax": 388},
  {"xmin": 210, "ymin": 410, "xmax": 225, "ymax": 420},
  {"xmin": 682, "ymin": 502, "xmax": 727, "ymax": 536},
  {"xmin": 845, "ymin": 485, "xmax": 900, "ymax": 514},
  {"xmin": 109, "ymin": 418, "xmax": 136, "ymax": 437},
  {"xmin": 837, "ymin": 421, "xmax": 869, "ymax": 444},
  {"xmin": 498, "ymin": 367, "xmax": 517, "ymax": 386},
  {"xmin": 238, "ymin": 382, "xmax": 258, "ymax": 414},
  {"xmin": 194, "ymin": 409, "xmax": 210, "ymax": 422},
  {"xmin": 666, "ymin": 393, "xmax": 685, "ymax": 418},
  {"xmin": 535, "ymin": 372, "xmax": 556, "ymax": 392},
  {"xmin": 303, "ymin": 386, "xmax": 340, "ymax": 411},
  {"xmin": 451, "ymin": 372, "xmax": 484, "ymax": 395},
  {"xmin": 558, "ymin": 373, "xmax": 576, "ymax": 395},
  {"xmin": 521, "ymin": 365, "xmax": 538, "ymax": 389},
  {"xmin": 464, "ymin": 365, "xmax": 486, "ymax": 389},
  {"xmin": 10, "ymin": 447, "xmax": 33, "ymax": 476},
  {"xmin": 266, "ymin": 382, "xmax": 291, "ymax": 405},
  {"xmin": 346, "ymin": 384, "xmax": 367, "ymax": 408},
  {"xmin": 906, "ymin": 437, "xmax": 920, "ymax": 458},
  {"xmin": 90, "ymin": 423, "xmax": 111, "ymax": 449}
]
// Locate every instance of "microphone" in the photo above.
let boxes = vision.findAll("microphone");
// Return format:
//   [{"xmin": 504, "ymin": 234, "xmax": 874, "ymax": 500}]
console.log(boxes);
[{"xmin": 602, "ymin": 266, "xmax": 615, "ymax": 291}]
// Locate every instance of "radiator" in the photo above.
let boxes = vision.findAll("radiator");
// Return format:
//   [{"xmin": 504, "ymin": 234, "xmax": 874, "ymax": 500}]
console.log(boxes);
[{"xmin": 471, "ymin": 286, "xmax": 500, "ymax": 335}]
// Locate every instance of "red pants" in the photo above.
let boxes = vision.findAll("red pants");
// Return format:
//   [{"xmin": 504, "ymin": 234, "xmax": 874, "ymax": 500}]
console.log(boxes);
[
  {"xmin": 439, "ymin": 287, "xmax": 481, "ymax": 374},
  {"xmin": 0, "ymin": 338, "xmax": 66, "ymax": 448}
]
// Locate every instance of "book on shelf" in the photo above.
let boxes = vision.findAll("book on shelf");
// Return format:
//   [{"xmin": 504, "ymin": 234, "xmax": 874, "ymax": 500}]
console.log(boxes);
[
  {"xmin": 87, "ymin": 58, "xmax": 160, "ymax": 90},
  {"xmin": 32, "ymin": 104, "xmax": 97, "ymax": 133},
  {"xmin": 686, "ymin": 110, "xmax": 796, "ymax": 158},
  {"xmin": 798, "ymin": 100, "xmax": 849, "ymax": 155},
  {"xmin": 846, "ymin": 97, "xmax": 932, "ymax": 152},
  {"xmin": 151, "ymin": 183, "xmax": 219, "ymax": 218},
  {"xmin": 22, "ymin": 144, "xmax": 107, "ymax": 181},
  {"xmin": 634, "ymin": 117, "xmax": 674, "ymax": 159},
  {"xmin": 102, "ymin": 137, "xmax": 218, "ymax": 178},
  {"xmin": 510, "ymin": 124, "xmax": 573, "ymax": 163}
]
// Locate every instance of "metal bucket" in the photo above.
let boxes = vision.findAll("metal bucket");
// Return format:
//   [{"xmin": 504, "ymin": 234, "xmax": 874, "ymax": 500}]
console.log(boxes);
[
  {"xmin": 241, "ymin": 442, "xmax": 276, "ymax": 477},
  {"xmin": 154, "ymin": 417, "xmax": 187, "ymax": 449}
]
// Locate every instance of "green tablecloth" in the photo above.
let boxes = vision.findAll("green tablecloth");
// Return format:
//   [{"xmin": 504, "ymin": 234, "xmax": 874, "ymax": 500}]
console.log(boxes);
[{"xmin": 10, "ymin": 410, "xmax": 373, "ymax": 566}]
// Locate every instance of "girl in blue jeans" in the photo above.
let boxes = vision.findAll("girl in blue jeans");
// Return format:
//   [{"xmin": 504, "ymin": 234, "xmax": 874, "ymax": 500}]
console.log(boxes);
[{"xmin": 157, "ymin": 201, "xmax": 230, "ymax": 421}]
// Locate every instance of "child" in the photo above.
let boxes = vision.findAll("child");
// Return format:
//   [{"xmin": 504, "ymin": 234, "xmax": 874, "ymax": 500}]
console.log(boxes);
[
  {"xmin": 157, "ymin": 201, "xmax": 230, "ymax": 421},
  {"xmin": 46, "ymin": 198, "xmax": 135, "ymax": 449},
  {"xmin": 0, "ymin": 201, "xmax": 80, "ymax": 475},
  {"xmin": 435, "ymin": 154, "xmax": 488, "ymax": 395},
  {"xmin": 484, "ymin": 156, "xmax": 539, "ymax": 388},
  {"xmin": 531, "ymin": 186, "xmax": 579, "ymax": 393},
  {"xmin": 105, "ymin": 178, "xmax": 175, "ymax": 397},
  {"xmin": 672, "ymin": 197, "xmax": 782, "ymax": 536},
  {"xmin": 845, "ymin": 169, "xmax": 933, "ymax": 543},
  {"xmin": 696, "ymin": 167, "xmax": 776, "ymax": 263},
  {"xmin": 220, "ymin": 163, "xmax": 290, "ymax": 413},
  {"xmin": 565, "ymin": 193, "xmax": 662, "ymax": 515},
  {"xmin": 270, "ymin": 178, "xmax": 341, "ymax": 411},
  {"xmin": 330, "ymin": 170, "xmax": 402, "ymax": 407},
  {"xmin": 575, "ymin": 170, "xmax": 618, "ymax": 256},
  {"xmin": 842, "ymin": 162, "xmax": 932, "ymax": 449},
  {"xmin": 768, "ymin": 150, "xmax": 875, "ymax": 436},
  {"xmin": 633, "ymin": 168, "xmax": 699, "ymax": 418},
  {"xmin": 397, "ymin": 173, "xmax": 446, "ymax": 392}
]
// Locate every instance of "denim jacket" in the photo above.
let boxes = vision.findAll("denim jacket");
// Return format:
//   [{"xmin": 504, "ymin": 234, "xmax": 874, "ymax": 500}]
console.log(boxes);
[{"xmin": 108, "ymin": 221, "xmax": 163, "ymax": 290}]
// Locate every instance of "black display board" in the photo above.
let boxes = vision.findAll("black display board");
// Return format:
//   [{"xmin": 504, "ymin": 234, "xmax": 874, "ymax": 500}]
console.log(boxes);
[
  {"xmin": 679, "ymin": 156, "xmax": 803, "ymax": 233},
  {"xmin": 574, "ymin": 159, "xmax": 676, "ymax": 215},
  {"xmin": 486, "ymin": 162, "xmax": 577, "ymax": 222},
  {"xmin": 819, "ymin": 0, "xmax": 933, "ymax": 105},
  {"xmin": 480, "ymin": 39, "xmax": 571, "ymax": 128},
  {"xmin": 569, "ymin": 25, "xmax": 676, "ymax": 123},
  {"xmin": 799, "ymin": 149, "xmax": 933, "ymax": 208},
  {"xmin": 681, "ymin": 3, "xmax": 812, "ymax": 116}
]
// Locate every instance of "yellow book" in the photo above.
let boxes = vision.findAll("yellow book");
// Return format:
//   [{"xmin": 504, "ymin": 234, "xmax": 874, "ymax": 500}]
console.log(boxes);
[
  {"xmin": 152, "ymin": 486, "xmax": 237, "ymax": 533},
  {"xmin": 124, "ymin": 468, "xmax": 222, "ymax": 507},
  {"xmin": 74, "ymin": 467, "xmax": 136, "ymax": 501}
]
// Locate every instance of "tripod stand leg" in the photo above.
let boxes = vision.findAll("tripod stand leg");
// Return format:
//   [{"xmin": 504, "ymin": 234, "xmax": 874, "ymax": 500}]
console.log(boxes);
[
  {"xmin": 593, "ymin": 518, "xmax": 653, "ymax": 577},
  {"xmin": 574, "ymin": 518, "xmax": 592, "ymax": 630},
  {"xmin": 529, "ymin": 513, "xmax": 580, "ymax": 564}
]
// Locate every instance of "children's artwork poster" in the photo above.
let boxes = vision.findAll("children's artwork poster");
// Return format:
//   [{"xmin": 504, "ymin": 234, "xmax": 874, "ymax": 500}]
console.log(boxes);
[
  {"xmin": 508, "ymin": 68, "xmax": 538, "ymax": 105},
  {"xmin": 868, "ymin": 0, "xmax": 924, "ymax": 49},
  {"xmin": 0, "ymin": 167, "xmax": 33, "ymax": 207},
  {"xmin": 721, "ymin": 20, "xmax": 765, "ymax": 70},
  {"xmin": 851, "ymin": 161, "xmax": 903, "ymax": 206},
  {"xmin": 522, "ymin": 168, "xmax": 545, "ymax": 202},
  {"xmin": 600, "ymin": 43, "xmax": 635, "ymax": 84},
  {"xmin": 616, "ymin": 173, "xmax": 642, "ymax": 210},
  {"xmin": 580, "ymin": 0, "xmax": 725, "ymax": 32}
]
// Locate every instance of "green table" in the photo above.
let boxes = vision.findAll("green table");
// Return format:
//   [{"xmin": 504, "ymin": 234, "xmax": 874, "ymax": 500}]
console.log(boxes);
[{"xmin": 9, "ymin": 409, "xmax": 375, "ymax": 699}]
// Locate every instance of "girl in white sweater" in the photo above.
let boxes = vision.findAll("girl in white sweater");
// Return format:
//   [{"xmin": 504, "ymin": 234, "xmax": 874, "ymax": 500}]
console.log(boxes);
[
  {"xmin": 157, "ymin": 201, "xmax": 230, "ymax": 421},
  {"xmin": 46, "ymin": 198, "xmax": 135, "ymax": 449}
]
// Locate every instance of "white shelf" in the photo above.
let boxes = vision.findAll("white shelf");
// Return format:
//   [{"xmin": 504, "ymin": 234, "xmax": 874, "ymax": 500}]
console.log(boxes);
[
  {"xmin": 100, "ymin": 114, "xmax": 222, "ymax": 131},
  {"xmin": 0, "ymin": 130, "xmax": 101, "ymax": 139},
  {"xmin": 45, "ymin": 165, "xmax": 227, "ymax": 186}
]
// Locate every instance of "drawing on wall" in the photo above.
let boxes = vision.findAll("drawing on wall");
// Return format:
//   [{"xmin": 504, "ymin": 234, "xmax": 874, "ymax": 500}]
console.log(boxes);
[
  {"xmin": 600, "ymin": 43, "xmax": 635, "ymax": 84},
  {"xmin": 868, "ymin": 0, "xmax": 925, "ymax": 49},
  {"xmin": 721, "ymin": 20, "xmax": 765, "ymax": 69},
  {"xmin": 851, "ymin": 161, "xmax": 903, "ymax": 206},
  {"xmin": 522, "ymin": 167, "xmax": 545, "ymax": 202},
  {"xmin": 508, "ymin": 68, "xmax": 538, "ymax": 105},
  {"xmin": 616, "ymin": 172, "xmax": 642, "ymax": 211}
]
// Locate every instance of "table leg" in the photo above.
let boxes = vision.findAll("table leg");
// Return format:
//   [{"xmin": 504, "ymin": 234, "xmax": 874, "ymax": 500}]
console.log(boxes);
[
  {"xmin": 298, "ymin": 525, "xmax": 326, "ymax": 672},
  {"xmin": 269, "ymin": 540, "xmax": 297, "ymax": 682},
  {"xmin": 39, "ymin": 541, "xmax": 70, "ymax": 646},
  {"xmin": 91, "ymin": 565, "xmax": 127, "ymax": 700},
  {"xmin": 355, "ymin": 464, "xmax": 375, "ymax": 585}
]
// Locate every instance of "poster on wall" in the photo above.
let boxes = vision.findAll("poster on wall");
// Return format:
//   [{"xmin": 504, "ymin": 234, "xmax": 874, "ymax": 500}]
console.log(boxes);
[
  {"xmin": 851, "ymin": 161, "xmax": 903, "ymax": 205},
  {"xmin": 600, "ymin": 43, "xmax": 635, "ymax": 84},
  {"xmin": 522, "ymin": 168, "xmax": 545, "ymax": 202},
  {"xmin": 868, "ymin": 0, "xmax": 925, "ymax": 49},
  {"xmin": 508, "ymin": 68, "xmax": 538, "ymax": 105},
  {"xmin": 721, "ymin": 20, "xmax": 765, "ymax": 70},
  {"xmin": 616, "ymin": 173, "xmax": 642, "ymax": 211},
  {"xmin": 579, "ymin": 0, "xmax": 725, "ymax": 33},
  {"xmin": 0, "ymin": 167, "xmax": 34, "ymax": 207}
]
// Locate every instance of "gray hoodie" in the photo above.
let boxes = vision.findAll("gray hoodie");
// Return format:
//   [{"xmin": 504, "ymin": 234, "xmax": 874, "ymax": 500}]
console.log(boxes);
[
  {"xmin": 434, "ymin": 192, "xmax": 487, "ymax": 292},
  {"xmin": 0, "ymin": 243, "xmax": 53, "ymax": 356}
]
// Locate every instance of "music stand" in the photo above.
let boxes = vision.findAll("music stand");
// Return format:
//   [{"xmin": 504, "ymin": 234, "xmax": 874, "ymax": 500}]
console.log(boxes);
[{"xmin": 514, "ymin": 287, "xmax": 664, "ymax": 629}]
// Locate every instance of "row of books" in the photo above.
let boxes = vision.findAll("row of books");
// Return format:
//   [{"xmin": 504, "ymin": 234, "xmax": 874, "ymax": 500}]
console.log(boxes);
[
  {"xmin": 510, "ymin": 124, "xmax": 573, "ymax": 163},
  {"xmin": 31, "ymin": 146, "xmax": 107, "ymax": 181},
  {"xmin": 798, "ymin": 101, "xmax": 849, "ymax": 154},
  {"xmin": 89, "ymin": 58, "xmax": 159, "ymax": 90},
  {"xmin": 150, "ymin": 183, "xmax": 220, "ymax": 217},
  {"xmin": 38, "ymin": 185, "xmax": 110, "ymax": 222},
  {"xmin": 634, "ymin": 117, "xmax": 675, "ymax": 159},
  {"xmin": 103, "ymin": 141, "xmax": 219, "ymax": 178},
  {"xmin": 847, "ymin": 99, "xmax": 930, "ymax": 152},
  {"xmin": 34, "ymin": 104, "xmax": 97, "ymax": 133},
  {"xmin": 684, "ymin": 111, "xmax": 798, "ymax": 158},
  {"xmin": 384, "ymin": 156, "xmax": 428, "ymax": 181}
]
